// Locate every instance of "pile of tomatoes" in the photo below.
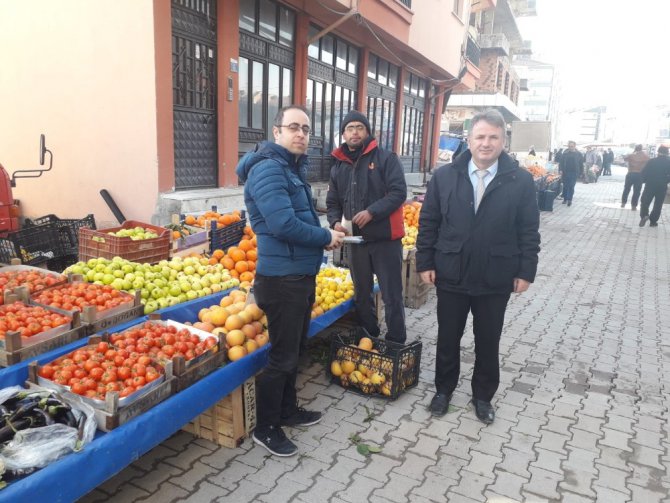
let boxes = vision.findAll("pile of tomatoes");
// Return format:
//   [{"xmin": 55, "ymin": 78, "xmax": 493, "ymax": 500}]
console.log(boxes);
[
  {"xmin": 31, "ymin": 282, "xmax": 132, "ymax": 313},
  {"xmin": 0, "ymin": 301, "xmax": 71, "ymax": 339},
  {"xmin": 0, "ymin": 269, "xmax": 65, "ymax": 304},
  {"xmin": 38, "ymin": 341, "xmax": 164, "ymax": 400},
  {"xmin": 108, "ymin": 321, "xmax": 218, "ymax": 362}
]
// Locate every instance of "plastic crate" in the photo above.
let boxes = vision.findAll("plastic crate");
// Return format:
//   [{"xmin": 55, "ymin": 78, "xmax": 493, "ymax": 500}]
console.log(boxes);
[
  {"xmin": 24, "ymin": 214, "xmax": 96, "ymax": 255},
  {"xmin": 329, "ymin": 327, "xmax": 422, "ymax": 400},
  {"xmin": 0, "ymin": 223, "xmax": 64, "ymax": 266},
  {"xmin": 78, "ymin": 220, "xmax": 170, "ymax": 264},
  {"xmin": 209, "ymin": 217, "xmax": 246, "ymax": 253}
]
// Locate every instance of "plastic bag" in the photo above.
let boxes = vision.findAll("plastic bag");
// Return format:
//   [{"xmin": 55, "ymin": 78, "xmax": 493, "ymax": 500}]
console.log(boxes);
[{"xmin": 0, "ymin": 386, "xmax": 97, "ymax": 474}]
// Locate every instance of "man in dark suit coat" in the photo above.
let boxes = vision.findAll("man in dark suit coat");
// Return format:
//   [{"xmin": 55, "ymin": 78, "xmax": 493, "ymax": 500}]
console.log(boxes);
[{"xmin": 416, "ymin": 109, "xmax": 541, "ymax": 424}]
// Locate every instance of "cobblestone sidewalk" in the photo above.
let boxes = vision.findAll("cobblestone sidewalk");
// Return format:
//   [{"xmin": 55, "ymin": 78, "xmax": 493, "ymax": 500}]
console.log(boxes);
[{"xmin": 81, "ymin": 169, "xmax": 670, "ymax": 503}]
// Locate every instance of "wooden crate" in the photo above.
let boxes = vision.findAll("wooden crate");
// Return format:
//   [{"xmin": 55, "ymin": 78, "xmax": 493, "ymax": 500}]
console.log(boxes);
[
  {"xmin": 182, "ymin": 377, "xmax": 256, "ymax": 448},
  {"xmin": 27, "ymin": 360, "xmax": 175, "ymax": 432},
  {"xmin": 401, "ymin": 249, "xmax": 430, "ymax": 309}
]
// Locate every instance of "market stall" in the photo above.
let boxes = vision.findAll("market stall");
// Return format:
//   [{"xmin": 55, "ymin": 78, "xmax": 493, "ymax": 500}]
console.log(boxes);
[{"xmin": 0, "ymin": 287, "xmax": 361, "ymax": 501}]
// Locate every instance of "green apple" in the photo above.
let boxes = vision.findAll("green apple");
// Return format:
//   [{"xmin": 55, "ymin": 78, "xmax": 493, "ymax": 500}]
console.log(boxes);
[
  {"xmin": 140, "ymin": 288, "xmax": 150, "ymax": 299},
  {"xmin": 151, "ymin": 288, "xmax": 163, "ymax": 300},
  {"xmin": 133, "ymin": 278, "xmax": 145, "ymax": 290},
  {"xmin": 157, "ymin": 298, "xmax": 169, "ymax": 309},
  {"xmin": 168, "ymin": 297, "xmax": 180, "ymax": 306},
  {"xmin": 169, "ymin": 284, "xmax": 182, "ymax": 297},
  {"xmin": 102, "ymin": 274, "xmax": 115, "ymax": 285},
  {"xmin": 87, "ymin": 270, "xmax": 97, "ymax": 282},
  {"xmin": 145, "ymin": 300, "xmax": 158, "ymax": 314},
  {"xmin": 186, "ymin": 290, "xmax": 198, "ymax": 300},
  {"xmin": 180, "ymin": 282, "xmax": 191, "ymax": 293},
  {"xmin": 113, "ymin": 270, "xmax": 124, "ymax": 279},
  {"xmin": 111, "ymin": 278, "xmax": 125, "ymax": 290},
  {"xmin": 122, "ymin": 279, "xmax": 133, "ymax": 290}
]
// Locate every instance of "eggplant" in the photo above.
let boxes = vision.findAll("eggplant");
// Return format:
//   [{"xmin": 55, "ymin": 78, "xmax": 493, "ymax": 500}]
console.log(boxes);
[
  {"xmin": 0, "ymin": 417, "xmax": 33, "ymax": 444},
  {"xmin": 31, "ymin": 407, "xmax": 54, "ymax": 426},
  {"xmin": 7, "ymin": 399, "xmax": 41, "ymax": 423}
]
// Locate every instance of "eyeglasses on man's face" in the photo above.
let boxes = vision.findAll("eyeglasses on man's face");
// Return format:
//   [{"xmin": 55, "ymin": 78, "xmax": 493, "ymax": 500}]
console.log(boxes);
[
  {"xmin": 277, "ymin": 123, "xmax": 311, "ymax": 135},
  {"xmin": 344, "ymin": 124, "xmax": 366, "ymax": 133}
]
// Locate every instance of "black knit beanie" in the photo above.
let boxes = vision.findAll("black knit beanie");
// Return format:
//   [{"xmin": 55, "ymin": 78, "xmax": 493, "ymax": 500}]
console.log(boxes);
[{"xmin": 341, "ymin": 110, "xmax": 371, "ymax": 135}]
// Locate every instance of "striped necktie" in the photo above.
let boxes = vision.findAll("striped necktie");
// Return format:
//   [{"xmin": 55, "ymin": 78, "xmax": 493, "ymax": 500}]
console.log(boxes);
[{"xmin": 475, "ymin": 169, "xmax": 489, "ymax": 213}]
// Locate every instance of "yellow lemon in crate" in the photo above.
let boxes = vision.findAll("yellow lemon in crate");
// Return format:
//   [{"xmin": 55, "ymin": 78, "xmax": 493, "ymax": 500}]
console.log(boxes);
[
  {"xmin": 341, "ymin": 360, "xmax": 356, "ymax": 374},
  {"xmin": 331, "ymin": 360, "xmax": 343, "ymax": 377}
]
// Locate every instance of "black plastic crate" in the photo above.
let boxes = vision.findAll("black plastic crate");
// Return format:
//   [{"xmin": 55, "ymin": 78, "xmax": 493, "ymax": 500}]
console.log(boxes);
[
  {"xmin": 24, "ymin": 214, "xmax": 96, "ymax": 255},
  {"xmin": 209, "ymin": 216, "xmax": 246, "ymax": 253},
  {"xmin": 329, "ymin": 327, "xmax": 421, "ymax": 400},
  {"xmin": 47, "ymin": 253, "xmax": 79, "ymax": 272},
  {"xmin": 0, "ymin": 223, "xmax": 64, "ymax": 265}
]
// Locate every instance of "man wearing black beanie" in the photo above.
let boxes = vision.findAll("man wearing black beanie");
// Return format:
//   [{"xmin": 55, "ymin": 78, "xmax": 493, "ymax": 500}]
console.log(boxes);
[{"xmin": 326, "ymin": 110, "xmax": 408, "ymax": 343}]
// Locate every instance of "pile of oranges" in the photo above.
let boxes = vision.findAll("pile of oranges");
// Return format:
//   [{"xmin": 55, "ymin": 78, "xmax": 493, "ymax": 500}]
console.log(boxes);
[
  {"xmin": 185, "ymin": 209, "xmax": 243, "ymax": 230},
  {"xmin": 193, "ymin": 289, "xmax": 269, "ymax": 362},
  {"xmin": 402, "ymin": 201, "xmax": 422, "ymax": 228},
  {"xmin": 208, "ymin": 225, "xmax": 257, "ymax": 286}
]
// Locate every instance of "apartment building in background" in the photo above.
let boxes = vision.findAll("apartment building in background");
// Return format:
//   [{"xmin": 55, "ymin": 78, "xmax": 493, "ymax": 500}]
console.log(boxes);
[{"xmin": 444, "ymin": 0, "xmax": 535, "ymax": 140}]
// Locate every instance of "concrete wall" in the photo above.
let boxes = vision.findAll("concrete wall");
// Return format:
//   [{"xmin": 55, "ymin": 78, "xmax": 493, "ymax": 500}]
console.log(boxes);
[
  {"xmin": 0, "ymin": 0, "xmax": 159, "ymax": 227},
  {"xmin": 408, "ymin": 0, "xmax": 469, "ymax": 78}
]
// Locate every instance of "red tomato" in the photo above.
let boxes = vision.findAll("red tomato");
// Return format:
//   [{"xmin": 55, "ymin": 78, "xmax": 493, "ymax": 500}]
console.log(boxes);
[
  {"xmin": 132, "ymin": 376, "xmax": 146, "ymax": 387},
  {"xmin": 38, "ymin": 365, "xmax": 55, "ymax": 379},
  {"xmin": 89, "ymin": 367, "xmax": 104, "ymax": 381},
  {"xmin": 117, "ymin": 367, "xmax": 131, "ymax": 380},
  {"xmin": 119, "ymin": 386, "xmax": 135, "ymax": 398},
  {"xmin": 71, "ymin": 382, "xmax": 87, "ymax": 395}
]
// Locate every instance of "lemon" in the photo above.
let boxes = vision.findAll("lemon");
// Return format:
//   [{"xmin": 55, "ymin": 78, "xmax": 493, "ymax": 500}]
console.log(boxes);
[{"xmin": 331, "ymin": 360, "xmax": 343, "ymax": 377}]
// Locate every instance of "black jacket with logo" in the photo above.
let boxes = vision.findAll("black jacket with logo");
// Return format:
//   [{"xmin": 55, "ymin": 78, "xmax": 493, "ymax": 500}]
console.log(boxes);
[
  {"xmin": 326, "ymin": 139, "xmax": 406, "ymax": 242},
  {"xmin": 416, "ymin": 150, "xmax": 541, "ymax": 295}
]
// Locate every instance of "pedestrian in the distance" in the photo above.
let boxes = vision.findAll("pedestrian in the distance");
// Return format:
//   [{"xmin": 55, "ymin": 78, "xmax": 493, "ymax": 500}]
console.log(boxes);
[
  {"xmin": 639, "ymin": 145, "xmax": 670, "ymax": 227},
  {"xmin": 622, "ymin": 144, "xmax": 650, "ymax": 210},
  {"xmin": 236, "ymin": 105, "xmax": 345, "ymax": 457},
  {"xmin": 416, "ymin": 109, "xmax": 541, "ymax": 424},
  {"xmin": 558, "ymin": 141, "xmax": 582, "ymax": 207},
  {"xmin": 326, "ymin": 110, "xmax": 408, "ymax": 343},
  {"xmin": 602, "ymin": 148, "xmax": 613, "ymax": 176}
]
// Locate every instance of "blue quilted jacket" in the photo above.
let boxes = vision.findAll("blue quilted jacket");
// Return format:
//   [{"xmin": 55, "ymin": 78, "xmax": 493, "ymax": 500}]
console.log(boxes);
[{"xmin": 236, "ymin": 142, "xmax": 330, "ymax": 276}]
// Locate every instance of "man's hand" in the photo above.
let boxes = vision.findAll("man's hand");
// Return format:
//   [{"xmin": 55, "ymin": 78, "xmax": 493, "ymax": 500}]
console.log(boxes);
[
  {"xmin": 513, "ymin": 278, "xmax": 531, "ymax": 293},
  {"xmin": 325, "ymin": 229, "xmax": 346, "ymax": 250},
  {"xmin": 333, "ymin": 222, "xmax": 350, "ymax": 235},
  {"xmin": 419, "ymin": 270, "xmax": 435, "ymax": 285},
  {"xmin": 352, "ymin": 210, "xmax": 373, "ymax": 228}
]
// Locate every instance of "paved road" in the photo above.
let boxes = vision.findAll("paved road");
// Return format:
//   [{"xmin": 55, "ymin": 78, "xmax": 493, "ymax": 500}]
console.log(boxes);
[{"xmin": 81, "ymin": 169, "xmax": 670, "ymax": 503}]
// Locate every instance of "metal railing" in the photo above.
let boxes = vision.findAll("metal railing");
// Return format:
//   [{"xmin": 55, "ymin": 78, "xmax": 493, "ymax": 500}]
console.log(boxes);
[
  {"xmin": 465, "ymin": 33, "xmax": 481, "ymax": 67},
  {"xmin": 478, "ymin": 32, "xmax": 511, "ymax": 56}
]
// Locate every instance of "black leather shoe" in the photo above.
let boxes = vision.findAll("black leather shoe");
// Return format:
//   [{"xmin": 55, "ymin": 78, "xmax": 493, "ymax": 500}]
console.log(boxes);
[
  {"xmin": 471, "ymin": 399, "xmax": 495, "ymax": 424},
  {"xmin": 429, "ymin": 393, "xmax": 452, "ymax": 417}
]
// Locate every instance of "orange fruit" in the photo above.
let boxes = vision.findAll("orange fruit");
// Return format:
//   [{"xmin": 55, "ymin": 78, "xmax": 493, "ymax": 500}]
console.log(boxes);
[
  {"xmin": 220, "ymin": 214, "xmax": 234, "ymax": 226},
  {"xmin": 219, "ymin": 296, "xmax": 233, "ymax": 307},
  {"xmin": 246, "ymin": 260, "xmax": 255, "ymax": 271},
  {"xmin": 227, "ymin": 345, "xmax": 247, "ymax": 361},
  {"xmin": 172, "ymin": 230, "xmax": 181, "ymax": 240},
  {"xmin": 224, "ymin": 314, "xmax": 244, "ymax": 331},
  {"xmin": 208, "ymin": 257, "xmax": 218, "ymax": 265},
  {"xmin": 256, "ymin": 332, "xmax": 269, "ymax": 347},
  {"xmin": 209, "ymin": 308, "xmax": 229, "ymax": 327},
  {"xmin": 221, "ymin": 257, "xmax": 235, "ymax": 270},
  {"xmin": 226, "ymin": 329, "xmax": 246, "ymax": 347},
  {"xmin": 198, "ymin": 308, "xmax": 210, "ymax": 322},
  {"xmin": 228, "ymin": 248, "xmax": 246, "ymax": 262},
  {"xmin": 230, "ymin": 270, "xmax": 239, "ymax": 279},
  {"xmin": 358, "ymin": 337, "xmax": 374, "ymax": 351},
  {"xmin": 212, "ymin": 249, "xmax": 224, "ymax": 260},
  {"xmin": 241, "ymin": 324, "xmax": 257, "ymax": 340},
  {"xmin": 235, "ymin": 261, "xmax": 249, "ymax": 274},
  {"xmin": 244, "ymin": 339, "xmax": 259, "ymax": 354},
  {"xmin": 251, "ymin": 321, "xmax": 263, "ymax": 334},
  {"xmin": 246, "ymin": 249, "xmax": 257, "ymax": 262},
  {"xmin": 239, "ymin": 271, "xmax": 254, "ymax": 283},
  {"xmin": 239, "ymin": 239, "xmax": 253, "ymax": 252},
  {"xmin": 185, "ymin": 215, "xmax": 196, "ymax": 225}
]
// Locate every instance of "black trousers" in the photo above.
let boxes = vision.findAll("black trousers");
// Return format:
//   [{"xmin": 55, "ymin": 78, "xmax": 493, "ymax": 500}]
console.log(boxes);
[
  {"xmin": 254, "ymin": 273, "xmax": 315, "ymax": 430},
  {"xmin": 349, "ymin": 239, "xmax": 407, "ymax": 343},
  {"xmin": 435, "ymin": 289, "xmax": 511, "ymax": 401},
  {"xmin": 640, "ymin": 183, "xmax": 668, "ymax": 224},
  {"xmin": 622, "ymin": 173, "xmax": 643, "ymax": 207}
]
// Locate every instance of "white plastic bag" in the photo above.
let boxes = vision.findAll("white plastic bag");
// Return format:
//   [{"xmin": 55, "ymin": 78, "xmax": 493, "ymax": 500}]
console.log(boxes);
[{"xmin": 0, "ymin": 386, "xmax": 97, "ymax": 476}]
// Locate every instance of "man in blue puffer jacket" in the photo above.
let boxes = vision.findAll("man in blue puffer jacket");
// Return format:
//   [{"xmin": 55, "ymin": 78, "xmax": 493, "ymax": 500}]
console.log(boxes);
[{"xmin": 236, "ymin": 105, "xmax": 345, "ymax": 457}]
